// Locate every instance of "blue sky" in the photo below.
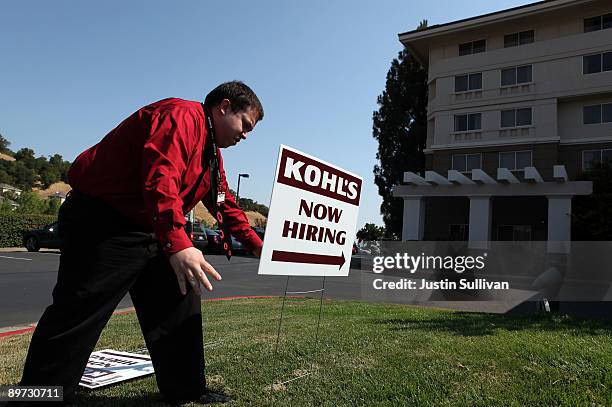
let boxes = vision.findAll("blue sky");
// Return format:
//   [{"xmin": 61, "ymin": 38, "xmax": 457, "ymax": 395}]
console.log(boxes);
[{"xmin": 0, "ymin": 0, "xmax": 533, "ymax": 228}]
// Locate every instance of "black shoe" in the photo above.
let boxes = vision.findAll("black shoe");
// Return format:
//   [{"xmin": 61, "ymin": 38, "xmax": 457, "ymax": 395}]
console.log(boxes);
[{"xmin": 198, "ymin": 390, "xmax": 231, "ymax": 404}]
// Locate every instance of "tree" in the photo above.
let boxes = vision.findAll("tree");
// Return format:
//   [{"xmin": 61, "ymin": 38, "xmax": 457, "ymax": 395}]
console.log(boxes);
[
  {"xmin": 44, "ymin": 197, "xmax": 62, "ymax": 216},
  {"xmin": 49, "ymin": 154, "xmax": 64, "ymax": 167},
  {"xmin": 12, "ymin": 191, "xmax": 60, "ymax": 215},
  {"xmin": 0, "ymin": 139, "xmax": 72, "ymax": 189},
  {"xmin": 48, "ymin": 154, "xmax": 71, "ymax": 182},
  {"xmin": 39, "ymin": 169, "xmax": 61, "ymax": 189},
  {"xmin": 35, "ymin": 156, "xmax": 62, "ymax": 188},
  {"xmin": 228, "ymin": 188, "xmax": 269, "ymax": 217},
  {"xmin": 10, "ymin": 162, "xmax": 37, "ymax": 190},
  {"xmin": 372, "ymin": 20, "xmax": 428, "ymax": 238},
  {"xmin": 34, "ymin": 156, "xmax": 57, "ymax": 188},
  {"xmin": 0, "ymin": 197, "xmax": 14, "ymax": 213},
  {"xmin": 356, "ymin": 223, "xmax": 387, "ymax": 242},
  {"xmin": 15, "ymin": 192, "xmax": 47, "ymax": 214},
  {"xmin": 572, "ymin": 163, "xmax": 612, "ymax": 240},
  {"xmin": 0, "ymin": 168, "xmax": 12, "ymax": 185},
  {"xmin": 14, "ymin": 148, "xmax": 36, "ymax": 168},
  {"xmin": 0, "ymin": 134, "xmax": 12, "ymax": 154}
]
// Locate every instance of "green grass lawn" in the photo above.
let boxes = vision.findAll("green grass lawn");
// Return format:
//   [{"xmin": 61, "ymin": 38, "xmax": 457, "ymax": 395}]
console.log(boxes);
[{"xmin": 1, "ymin": 298, "xmax": 611, "ymax": 406}]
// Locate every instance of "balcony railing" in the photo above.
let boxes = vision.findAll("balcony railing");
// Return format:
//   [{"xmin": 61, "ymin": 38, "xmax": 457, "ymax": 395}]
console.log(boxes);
[
  {"xmin": 499, "ymin": 82, "xmax": 536, "ymax": 96},
  {"xmin": 498, "ymin": 126, "xmax": 534, "ymax": 138}
]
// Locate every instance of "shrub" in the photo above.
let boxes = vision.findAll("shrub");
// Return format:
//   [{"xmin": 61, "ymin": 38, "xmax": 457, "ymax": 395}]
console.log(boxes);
[{"xmin": 0, "ymin": 213, "xmax": 56, "ymax": 247}]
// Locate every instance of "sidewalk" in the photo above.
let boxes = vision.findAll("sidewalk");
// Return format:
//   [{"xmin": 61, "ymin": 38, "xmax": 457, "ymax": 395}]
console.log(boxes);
[{"xmin": 0, "ymin": 247, "xmax": 57, "ymax": 252}]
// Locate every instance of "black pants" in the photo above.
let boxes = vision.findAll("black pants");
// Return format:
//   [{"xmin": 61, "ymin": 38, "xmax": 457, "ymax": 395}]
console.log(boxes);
[{"xmin": 19, "ymin": 192, "xmax": 206, "ymax": 403}]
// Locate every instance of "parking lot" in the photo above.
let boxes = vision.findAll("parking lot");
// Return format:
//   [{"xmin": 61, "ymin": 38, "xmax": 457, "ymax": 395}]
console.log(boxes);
[{"xmin": 1, "ymin": 249, "xmax": 540, "ymax": 329}]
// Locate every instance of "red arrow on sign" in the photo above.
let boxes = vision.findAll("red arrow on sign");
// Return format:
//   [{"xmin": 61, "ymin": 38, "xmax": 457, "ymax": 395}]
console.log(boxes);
[{"xmin": 271, "ymin": 250, "xmax": 346, "ymax": 270}]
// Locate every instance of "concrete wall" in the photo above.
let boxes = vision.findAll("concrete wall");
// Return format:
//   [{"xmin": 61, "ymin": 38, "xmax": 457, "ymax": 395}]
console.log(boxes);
[
  {"xmin": 431, "ymin": 99, "xmax": 558, "ymax": 148},
  {"xmin": 430, "ymin": 142, "xmax": 559, "ymax": 180},
  {"xmin": 559, "ymin": 141, "xmax": 612, "ymax": 177},
  {"xmin": 558, "ymin": 96, "xmax": 612, "ymax": 143},
  {"xmin": 427, "ymin": 140, "xmax": 612, "ymax": 180},
  {"xmin": 417, "ymin": 0, "xmax": 612, "ymax": 153}
]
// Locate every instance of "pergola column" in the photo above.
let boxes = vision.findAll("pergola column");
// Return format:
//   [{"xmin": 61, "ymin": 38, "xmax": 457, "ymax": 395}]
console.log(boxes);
[
  {"xmin": 402, "ymin": 197, "xmax": 425, "ymax": 240},
  {"xmin": 547, "ymin": 195, "xmax": 572, "ymax": 254},
  {"xmin": 468, "ymin": 196, "xmax": 491, "ymax": 250}
]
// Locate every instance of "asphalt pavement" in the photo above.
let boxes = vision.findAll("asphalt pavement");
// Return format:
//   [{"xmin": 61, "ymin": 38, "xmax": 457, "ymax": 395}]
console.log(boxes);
[
  {"xmin": 0, "ymin": 249, "xmax": 542, "ymax": 330},
  {"xmin": 0, "ymin": 250, "xmax": 367, "ymax": 328}
]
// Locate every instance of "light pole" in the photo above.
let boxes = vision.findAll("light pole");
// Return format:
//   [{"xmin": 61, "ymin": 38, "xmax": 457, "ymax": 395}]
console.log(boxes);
[{"xmin": 236, "ymin": 173, "xmax": 250, "ymax": 201}]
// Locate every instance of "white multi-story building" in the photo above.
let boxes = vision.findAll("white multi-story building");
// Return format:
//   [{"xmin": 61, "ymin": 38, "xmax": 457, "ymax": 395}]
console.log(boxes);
[{"xmin": 394, "ymin": 0, "xmax": 611, "ymax": 244}]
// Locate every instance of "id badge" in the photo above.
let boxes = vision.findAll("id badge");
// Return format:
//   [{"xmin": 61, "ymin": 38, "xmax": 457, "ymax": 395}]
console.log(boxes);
[{"xmin": 217, "ymin": 192, "xmax": 226, "ymax": 204}]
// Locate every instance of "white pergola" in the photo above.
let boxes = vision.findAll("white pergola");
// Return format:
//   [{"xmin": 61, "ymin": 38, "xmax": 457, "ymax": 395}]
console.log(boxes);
[{"xmin": 392, "ymin": 165, "xmax": 593, "ymax": 251}]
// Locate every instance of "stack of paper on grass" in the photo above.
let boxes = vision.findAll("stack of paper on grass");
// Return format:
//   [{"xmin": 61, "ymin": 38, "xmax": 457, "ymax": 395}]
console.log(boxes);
[{"xmin": 79, "ymin": 349, "xmax": 154, "ymax": 389}]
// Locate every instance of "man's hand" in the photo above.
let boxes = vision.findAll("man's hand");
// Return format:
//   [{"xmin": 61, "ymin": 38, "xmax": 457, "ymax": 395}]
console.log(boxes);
[{"xmin": 169, "ymin": 247, "xmax": 221, "ymax": 295}]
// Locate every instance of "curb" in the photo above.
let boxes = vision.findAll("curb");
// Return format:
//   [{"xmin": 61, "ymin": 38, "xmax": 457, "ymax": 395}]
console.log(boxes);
[
  {"xmin": 0, "ymin": 325, "xmax": 36, "ymax": 338},
  {"xmin": 0, "ymin": 296, "xmax": 301, "ymax": 339},
  {"xmin": 0, "ymin": 247, "xmax": 27, "ymax": 253},
  {"xmin": 203, "ymin": 295, "xmax": 302, "ymax": 302},
  {"xmin": 0, "ymin": 248, "xmax": 58, "ymax": 253}
]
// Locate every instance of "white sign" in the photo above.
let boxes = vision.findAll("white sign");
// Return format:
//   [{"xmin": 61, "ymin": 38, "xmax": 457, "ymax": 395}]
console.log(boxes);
[
  {"xmin": 258, "ymin": 145, "xmax": 362, "ymax": 277},
  {"xmin": 79, "ymin": 349, "xmax": 154, "ymax": 389}
]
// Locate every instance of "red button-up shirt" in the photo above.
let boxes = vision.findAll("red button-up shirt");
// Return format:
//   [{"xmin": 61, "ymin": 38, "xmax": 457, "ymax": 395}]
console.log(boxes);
[{"xmin": 68, "ymin": 97, "xmax": 262, "ymax": 256}]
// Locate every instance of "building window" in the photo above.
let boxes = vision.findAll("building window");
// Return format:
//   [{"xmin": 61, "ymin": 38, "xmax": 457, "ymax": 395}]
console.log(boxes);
[
  {"xmin": 504, "ymin": 30, "xmax": 535, "ymax": 47},
  {"xmin": 584, "ymin": 103, "xmax": 612, "ymax": 124},
  {"xmin": 449, "ymin": 224, "xmax": 468, "ymax": 241},
  {"xmin": 583, "ymin": 149, "xmax": 612, "ymax": 171},
  {"xmin": 501, "ymin": 108, "xmax": 532, "ymax": 128},
  {"xmin": 455, "ymin": 73, "xmax": 482, "ymax": 92},
  {"xmin": 497, "ymin": 225, "xmax": 532, "ymax": 241},
  {"xmin": 499, "ymin": 151, "xmax": 532, "ymax": 170},
  {"xmin": 584, "ymin": 13, "xmax": 612, "ymax": 33},
  {"xmin": 583, "ymin": 52, "xmax": 612, "ymax": 74},
  {"xmin": 452, "ymin": 153, "xmax": 481, "ymax": 172},
  {"xmin": 501, "ymin": 65, "xmax": 532, "ymax": 86},
  {"xmin": 458, "ymin": 39, "xmax": 486, "ymax": 56},
  {"xmin": 454, "ymin": 113, "xmax": 481, "ymax": 132}
]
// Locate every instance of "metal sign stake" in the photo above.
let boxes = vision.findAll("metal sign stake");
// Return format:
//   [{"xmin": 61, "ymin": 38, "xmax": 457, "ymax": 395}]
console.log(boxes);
[{"xmin": 269, "ymin": 275, "xmax": 326, "ymax": 390}]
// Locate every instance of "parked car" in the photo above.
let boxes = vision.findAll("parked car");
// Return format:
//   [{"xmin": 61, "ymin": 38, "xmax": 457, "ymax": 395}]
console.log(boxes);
[
  {"xmin": 204, "ymin": 228, "xmax": 249, "ymax": 255},
  {"xmin": 23, "ymin": 222, "xmax": 61, "ymax": 252},
  {"xmin": 185, "ymin": 221, "xmax": 209, "ymax": 251},
  {"xmin": 203, "ymin": 228, "xmax": 223, "ymax": 254},
  {"xmin": 231, "ymin": 235, "xmax": 247, "ymax": 254},
  {"xmin": 251, "ymin": 226, "xmax": 265, "ymax": 241}
]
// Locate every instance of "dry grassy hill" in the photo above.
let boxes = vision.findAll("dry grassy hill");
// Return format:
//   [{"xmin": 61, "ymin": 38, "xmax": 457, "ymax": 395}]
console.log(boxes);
[
  {"xmin": 194, "ymin": 202, "xmax": 217, "ymax": 226},
  {"xmin": 245, "ymin": 211, "xmax": 267, "ymax": 227},
  {"xmin": 35, "ymin": 181, "xmax": 72, "ymax": 198},
  {"xmin": 193, "ymin": 201, "xmax": 267, "ymax": 227},
  {"xmin": 32, "ymin": 183, "xmax": 267, "ymax": 227},
  {"xmin": 0, "ymin": 152, "xmax": 15, "ymax": 162}
]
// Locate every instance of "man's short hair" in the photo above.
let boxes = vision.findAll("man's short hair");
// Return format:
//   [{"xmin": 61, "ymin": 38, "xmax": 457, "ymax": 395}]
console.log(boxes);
[{"xmin": 205, "ymin": 81, "xmax": 264, "ymax": 122}]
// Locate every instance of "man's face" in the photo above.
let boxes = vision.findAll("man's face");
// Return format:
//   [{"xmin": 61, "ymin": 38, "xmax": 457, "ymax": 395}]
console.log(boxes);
[{"xmin": 212, "ymin": 99, "xmax": 258, "ymax": 148}]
